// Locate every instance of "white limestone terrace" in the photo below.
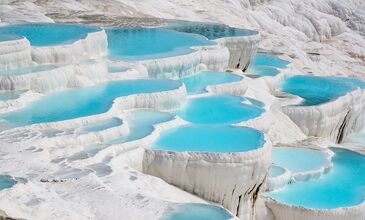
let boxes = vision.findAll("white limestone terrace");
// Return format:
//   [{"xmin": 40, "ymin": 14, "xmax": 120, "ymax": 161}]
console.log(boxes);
[{"xmin": 0, "ymin": 1, "xmax": 363, "ymax": 220}]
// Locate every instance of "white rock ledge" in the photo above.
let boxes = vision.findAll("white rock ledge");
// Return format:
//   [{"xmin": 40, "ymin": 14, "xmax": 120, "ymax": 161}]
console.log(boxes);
[
  {"xmin": 282, "ymin": 89, "xmax": 365, "ymax": 143},
  {"xmin": 142, "ymin": 121, "xmax": 272, "ymax": 220},
  {"xmin": 264, "ymin": 196, "xmax": 365, "ymax": 220},
  {"xmin": 31, "ymin": 30, "xmax": 107, "ymax": 65},
  {"xmin": 0, "ymin": 36, "xmax": 32, "ymax": 71}
]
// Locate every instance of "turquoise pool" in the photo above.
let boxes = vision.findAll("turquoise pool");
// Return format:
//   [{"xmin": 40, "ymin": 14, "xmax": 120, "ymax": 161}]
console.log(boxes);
[
  {"xmin": 76, "ymin": 118, "xmax": 123, "ymax": 134},
  {"xmin": 167, "ymin": 21, "xmax": 257, "ymax": 40},
  {"xmin": 0, "ymin": 64, "xmax": 58, "ymax": 76},
  {"xmin": 269, "ymin": 165, "xmax": 286, "ymax": 178},
  {"xmin": 0, "ymin": 175, "xmax": 16, "ymax": 191},
  {"xmin": 109, "ymin": 109, "xmax": 173, "ymax": 144},
  {"xmin": 269, "ymin": 148, "xmax": 365, "ymax": 209},
  {"xmin": 247, "ymin": 66, "xmax": 280, "ymax": 76},
  {"xmin": 281, "ymin": 75, "xmax": 365, "ymax": 106},
  {"xmin": 272, "ymin": 147, "xmax": 329, "ymax": 173},
  {"xmin": 0, "ymin": 23, "xmax": 101, "ymax": 46},
  {"xmin": 106, "ymin": 27, "xmax": 215, "ymax": 60},
  {"xmin": 153, "ymin": 124, "xmax": 265, "ymax": 153},
  {"xmin": 1, "ymin": 79, "xmax": 181, "ymax": 126},
  {"xmin": 173, "ymin": 95, "xmax": 263, "ymax": 124},
  {"xmin": 181, "ymin": 71, "xmax": 242, "ymax": 94},
  {"xmin": 161, "ymin": 203, "xmax": 233, "ymax": 220},
  {"xmin": 250, "ymin": 53, "xmax": 289, "ymax": 69}
]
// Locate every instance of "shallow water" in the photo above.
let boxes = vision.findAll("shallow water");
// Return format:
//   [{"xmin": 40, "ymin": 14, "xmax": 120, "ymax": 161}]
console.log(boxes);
[
  {"xmin": 109, "ymin": 109, "xmax": 173, "ymax": 144},
  {"xmin": 281, "ymin": 75, "xmax": 365, "ymax": 106},
  {"xmin": 248, "ymin": 65, "xmax": 280, "ymax": 76},
  {"xmin": 1, "ymin": 79, "xmax": 181, "ymax": 126},
  {"xmin": 0, "ymin": 175, "xmax": 16, "ymax": 191},
  {"xmin": 269, "ymin": 165, "xmax": 286, "ymax": 178},
  {"xmin": 153, "ymin": 124, "xmax": 264, "ymax": 153},
  {"xmin": 0, "ymin": 90, "xmax": 25, "ymax": 101},
  {"xmin": 181, "ymin": 71, "xmax": 242, "ymax": 94},
  {"xmin": 269, "ymin": 148, "xmax": 365, "ymax": 209},
  {"xmin": 161, "ymin": 203, "xmax": 232, "ymax": 220},
  {"xmin": 167, "ymin": 21, "xmax": 257, "ymax": 40},
  {"xmin": 173, "ymin": 95, "xmax": 263, "ymax": 124},
  {"xmin": 76, "ymin": 118, "xmax": 123, "ymax": 134},
  {"xmin": 0, "ymin": 34, "xmax": 22, "ymax": 42},
  {"xmin": 0, "ymin": 23, "xmax": 100, "ymax": 46},
  {"xmin": 272, "ymin": 147, "xmax": 328, "ymax": 173},
  {"xmin": 106, "ymin": 27, "xmax": 214, "ymax": 60},
  {"xmin": 250, "ymin": 53, "xmax": 289, "ymax": 69}
]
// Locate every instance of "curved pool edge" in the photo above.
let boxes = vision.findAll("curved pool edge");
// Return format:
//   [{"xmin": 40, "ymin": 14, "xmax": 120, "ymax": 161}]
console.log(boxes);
[
  {"xmin": 139, "ymin": 116, "xmax": 272, "ymax": 219},
  {"xmin": 263, "ymin": 196, "xmax": 365, "ymax": 220}
]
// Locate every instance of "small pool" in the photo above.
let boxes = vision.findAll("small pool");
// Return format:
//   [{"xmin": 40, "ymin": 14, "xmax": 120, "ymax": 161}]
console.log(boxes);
[
  {"xmin": 161, "ymin": 203, "xmax": 233, "ymax": 220},
  {"xmin": 269, "ymin": 165, "xmax": 286, "ymax": 178},
  {"xmin": 76, "ymin": 118, "xmax": 123, "ymax": 134},
  {"xmin": 0, "ymin": 23, "xmax": 101, "ymax": 46},
  {"xmin": 269, "ymin": 148, "xmax": 365, "ymax": 209},
  {"xmin": 0, "ymin": 175, "xmax": 16, "ymax": 191},
  {"xmin": 181, "ymin": 71, "xmax": 242, "ymax": 94},
  {"xmin": 109, "ymin": 109, "xmax": 173, "ymax": 144},
  {"xmin": 108, "ymin": 66, "xmax": 130, "ymax": 73},
  {"xmin": 272, "ymin": 147, "xmax": 329, "ymax": 173},
  {"xmin": 0, "ymin": 90, "xmax": 25, "ymax": 101},
  {"xmin": 153, "ymin": 124, "xmax": 265, "ymax": 153},
  {"xmin": 0, "ymin": 64, "xmax": 58, "ymax": 76},
  {"xmin": 247, "ymin": 66, "xmax": 280, "ymax": 76},
  {"xmin": 281, "ymin": 75, "xmax": 365, "ymax": 106},
  {"xmin": 0, "ymin": 34, "xmax": 22, "ymax": 42},
  {"xmin": 1, "ymin": 79, "xmax": 181, "ymax": 126},
  {"xmin": 250, "ymin": 53, "xmax": 289, "ymax": 69},
  {"xmin": 106, "ymin": 27, "xmax": 215, "ymax": 60},
  {"xmin": 167, "ymin": 21, "xmax": 257, "ymax": 40},
  {"xmin": 173, "ymin": 95, "xmax": 263, "ymax": 124}
]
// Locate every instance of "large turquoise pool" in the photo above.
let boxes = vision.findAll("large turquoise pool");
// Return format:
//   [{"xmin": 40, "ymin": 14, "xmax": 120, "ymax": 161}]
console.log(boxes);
[
  {"xmin": 106, "ymin": 27, "xmax": 215, "ymax": 60},
  {"xmin": 1, "ymin": 79, "xmax": 181, "ymax": 126},
  {"xmin": 181, "ymin": 71, "xmax": 242, "ymax": 94},
  {"xmin": 153, "ymin": 124, "xmax": 264, "ymax": 153},
  {"xmin": 272, "ymin": 147, "xmax": 329, "ymax": 173},
  {"xmin": 269, "ymin": 148, "xmax": 365, "ymax": 209},
  {"xmin": 161, "ymin": 203, "xmax": 233, "ymax": 220},
  {"xmin": 173, "ymin": 95, "xmax": 263, "ymax": 124},
  {"xmin": 0, "ymin": 23, "xmax": 101, "ymax": 46},
  {"xmin": 281, "ymin": 75, "xmax": 365, "ymax": 106}
]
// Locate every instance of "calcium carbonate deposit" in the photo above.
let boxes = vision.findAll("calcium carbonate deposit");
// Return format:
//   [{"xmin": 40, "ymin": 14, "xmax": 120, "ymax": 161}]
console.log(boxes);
[{"xmin": 0, "ymin": 1, "xmax": 364, "ymax": 220}]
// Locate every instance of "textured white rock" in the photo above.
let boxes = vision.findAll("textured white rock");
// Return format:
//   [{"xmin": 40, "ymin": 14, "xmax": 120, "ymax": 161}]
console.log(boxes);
[
  {"xmin": 0, "ymin": 37, "xmax": 32, "ymax": 71},
  {"xmin": 282, "ymin": 89, "xmax": 365, "ymax": 143},
  {"xmin": 31, "ymin": 30, "xmax": 107, "ymax": 65}
]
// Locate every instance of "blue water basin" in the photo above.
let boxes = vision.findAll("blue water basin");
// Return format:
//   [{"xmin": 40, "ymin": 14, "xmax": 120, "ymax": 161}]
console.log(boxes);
[
  {"xmin": 250, "ymin": 53, "xmax": 289, "ymax": 69},
  {"xmin": 77, "ymin": 118, "xmax": 123, "ymax": 134},
  {"xmin": 281, "ymin": 75, "xmax": 365, "ymax": 106},
  {"xmin": 106, "ymin": 27, "xmax": 215, "ymax": 60},
  {"xmin": 269, "ymin": 165, "xmax": 286, "ymax": 178},
  {"xmin": 153, "ymin": 124, "xmax": 265, "ymax": 153},
  {"xmin": 0, "ymin": 64, "xmax": 58, "ymax": 76},
  {"xmin": 0, "ymin": 90, "xmax": 25, "ymax": 101},
  {"xmin": 248, "ymin": 65, "xmax": 280, "ymax": 76},
  {"xmin": 0, "ymin": 23, "xmax": 101, "ymax": 46},
  {"xmin": 0, "ymin": 175, "xmax": 16, "ymax": 191},
  {"xmin": 272, "ymin": 147, "xmax": 329, "ymax": 173},
  {"xmin": 269, "ymin": 148, "xmax": 365, "ymax": 209},
  {"xmin": 161, "ymin": 203, "xmax": 233, "ymax": 220},
  {"xmin": 109, "ymin": 109, "xmax": 173, "ymax": 144},
  {"xmin": 1, "ymin": 79, "xmax": 181, "ymax": 126},
  {"xmin": 181, "ymin": 71, "xmax": 242, "ymax": 94},
  {"xmin": 167, "ymin": 21, "xmax": 257, "ymax": 40},
  {"xmin": 173, "ymin": 95, "xmax": 263, "ymax": 124}
]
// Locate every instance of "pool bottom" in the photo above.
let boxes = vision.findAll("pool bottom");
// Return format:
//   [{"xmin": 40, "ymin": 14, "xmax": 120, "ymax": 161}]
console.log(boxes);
[{"xmin": 161, "ymin": 203, "xmax": 233, "ymax": 220}]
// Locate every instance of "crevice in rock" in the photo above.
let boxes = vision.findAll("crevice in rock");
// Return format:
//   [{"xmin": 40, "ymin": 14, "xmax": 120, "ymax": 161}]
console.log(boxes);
[
  {"xmin": 236, "ymin": 194, "xmax": 242, "ymax": 217},
  {"xmin": 337, "ymin": 109, "xmax": 351, "ymax": 143}
]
